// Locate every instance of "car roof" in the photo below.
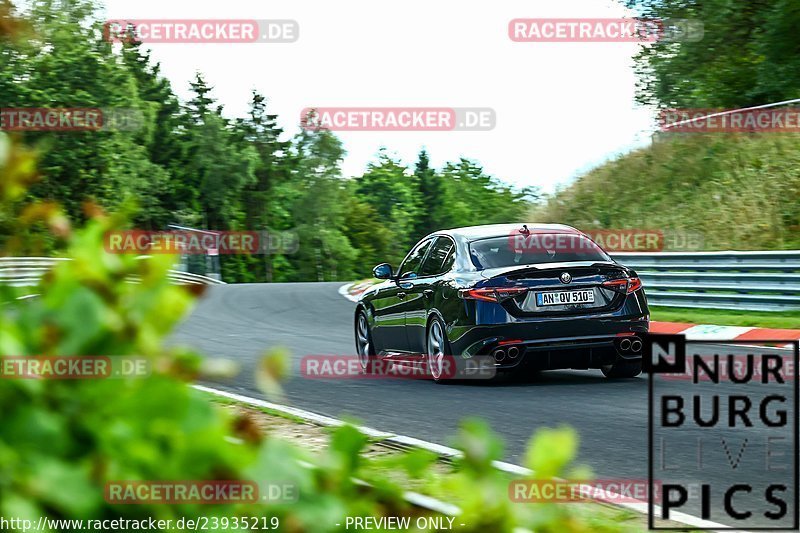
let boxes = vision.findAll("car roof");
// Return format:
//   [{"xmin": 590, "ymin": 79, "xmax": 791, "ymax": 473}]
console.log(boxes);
[{"xmin": 433, "ymin": 223, "xmax": 582, "ymax": 241}]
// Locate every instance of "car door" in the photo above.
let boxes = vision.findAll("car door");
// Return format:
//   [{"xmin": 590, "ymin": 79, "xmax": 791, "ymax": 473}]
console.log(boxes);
[
  {"xmin": 404, "ymin": 236, "xmax": 456, "ymax": 354},
  {"xmin": 373, "ymin": 238, "xmax": 433, "ymax": 353},
  {"xmin": 368, "ymin": 281, "xmax": 410, "ymax": 354}
]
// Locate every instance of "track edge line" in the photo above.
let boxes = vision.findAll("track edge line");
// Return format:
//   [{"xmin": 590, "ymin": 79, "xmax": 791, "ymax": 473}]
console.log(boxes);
[{"xmin": 194, "ymin": 384, "xmax": 731, "ymax": 531}]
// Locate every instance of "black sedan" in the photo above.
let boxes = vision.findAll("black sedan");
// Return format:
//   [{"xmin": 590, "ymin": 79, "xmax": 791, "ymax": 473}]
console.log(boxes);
[{"xmin": 354, "ymin": 223, "xmax": 650, "ymax": 383}]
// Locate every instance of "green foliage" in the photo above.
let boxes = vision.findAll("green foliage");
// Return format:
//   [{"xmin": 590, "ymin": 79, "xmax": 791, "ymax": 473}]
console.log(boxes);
[
  {"xmin": 413, "ymin": 149, "xmax": 442, "ymax": 238},
  {"xmin": 351, "ymin": 150, "xmax": 421, "ymax": 266},
  {"xmin": 628, "ymin": 0, "xmax": 800, "ymax": 108},
  {"xmin": 423, "ymin": 421, "xmax": 628, "ymax": 532},
  {"xmin": 438, "ymin": 159, "xmax": 536, "ymax": 230},
  {"xmin": 0, "ymin": 0, "xmax": 167, "ymax": 223},
  {"xmin": 538, "ymin": 133, "xmax": 800, "ymax": 250}
]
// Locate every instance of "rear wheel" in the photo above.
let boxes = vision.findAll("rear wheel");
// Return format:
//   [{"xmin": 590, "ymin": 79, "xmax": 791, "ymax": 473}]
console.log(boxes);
[
  {"xmin": 601, "ymin": 359, "xmax": 642, "ymax": 378},
  {"xmin": 426, "ymin": 317, "xmax": 452, "ymax": 383},
  {"xmin": 355, "ymin": 311, "xmax": 375, "ymax": 373}
]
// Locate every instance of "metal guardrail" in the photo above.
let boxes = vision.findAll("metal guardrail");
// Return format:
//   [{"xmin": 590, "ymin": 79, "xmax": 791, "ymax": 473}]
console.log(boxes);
[
  {"xmin": 0, "ymin": 257, "xmax": 226, "ymax": 287},
  {"xmin": 612, "ymin": 250, "xmax": 800, "ymax": 312},
  {"xmin": 0, "ymin": 257, "xmax": 71, "ymax": 287},
  {"xmin": 6, "ymin": 253, "xmax": 799, "ymax": 311}
]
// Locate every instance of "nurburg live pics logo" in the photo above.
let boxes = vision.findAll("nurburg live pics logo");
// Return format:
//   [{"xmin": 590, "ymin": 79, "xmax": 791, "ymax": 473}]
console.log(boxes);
[{"xmin": 644, "ymin": 333, "xmax": 799, "ymax": 530}]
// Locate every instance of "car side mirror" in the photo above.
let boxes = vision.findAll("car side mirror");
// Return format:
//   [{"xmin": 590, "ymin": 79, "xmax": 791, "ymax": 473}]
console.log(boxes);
[{"xmin": 373, "ymin": 263, "xmax": 394, "ymax": 279}]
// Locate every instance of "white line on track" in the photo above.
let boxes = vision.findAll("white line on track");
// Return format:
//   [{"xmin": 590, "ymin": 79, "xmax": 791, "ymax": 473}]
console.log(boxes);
[{"xmin": 195, "ymin": 384, "xmax": 733, "ymax": 531}]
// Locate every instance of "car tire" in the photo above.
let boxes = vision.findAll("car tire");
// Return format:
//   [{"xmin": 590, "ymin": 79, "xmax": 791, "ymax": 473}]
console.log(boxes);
[
  {"xmin": 601, "ymin": 359, "xmax": 642, "ymax": 378},
  {"xmin": 355, "ymin": 310, "xmax": 376, "ymax": 373},
  {"xmin": 426, "ymin": 315, "xmax": 455, "ymax": 384}
]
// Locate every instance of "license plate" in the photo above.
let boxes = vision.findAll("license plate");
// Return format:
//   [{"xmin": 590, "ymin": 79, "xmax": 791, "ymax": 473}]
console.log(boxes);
[{"xmin": 536, "ymin": 289, "xmax": 594, "ymax": 306}]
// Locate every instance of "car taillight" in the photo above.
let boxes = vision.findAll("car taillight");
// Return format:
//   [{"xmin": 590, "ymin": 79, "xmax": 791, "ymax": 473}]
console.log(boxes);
[
  {"xmin": 460, "ymin": 287, "xmax": 527, "ymax": 302},
  {"xmin": 602, "ymin": 277, "xmax": 642, "ymax": 294}
]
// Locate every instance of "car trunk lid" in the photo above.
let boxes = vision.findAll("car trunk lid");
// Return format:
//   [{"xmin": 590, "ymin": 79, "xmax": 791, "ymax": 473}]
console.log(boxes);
[{"xmin": 476, "ymin": 261, "xmax": 630, "ymax": 316}]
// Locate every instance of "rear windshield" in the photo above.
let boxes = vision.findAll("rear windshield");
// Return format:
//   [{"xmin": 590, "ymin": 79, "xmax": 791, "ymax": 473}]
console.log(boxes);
[{"xmin": 469, "ymin": 234, "xmax": 612, "ymax": 269}]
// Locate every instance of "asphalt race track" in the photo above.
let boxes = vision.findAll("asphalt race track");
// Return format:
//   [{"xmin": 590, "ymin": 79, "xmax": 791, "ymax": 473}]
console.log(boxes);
[{"xmin": 171, "ymin": 282, "xmax": 798, "ymax": 527}]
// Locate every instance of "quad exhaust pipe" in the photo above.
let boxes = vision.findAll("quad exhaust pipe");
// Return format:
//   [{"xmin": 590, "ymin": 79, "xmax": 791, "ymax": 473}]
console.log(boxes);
[
  {"xmin": 507, "ymin": 346, "xmax": 520, "ymax": 359},
  {"xmin": 492, "ymin": 348, "xmax": 506, "ymax": 362}
]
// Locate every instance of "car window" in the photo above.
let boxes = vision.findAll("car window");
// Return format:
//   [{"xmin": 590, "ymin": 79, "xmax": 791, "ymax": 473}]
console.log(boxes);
[
  {"xmin": 399, "ymin": 239, "xmax": 433, "ymax": 278},
  {"xmin": 419, "ymin": 237, "xmax": 455, "ymax": 277},
  {"xmin": 469, "ymin": 234, "xmax": 611, "ymax": 269},
  {"xmin": 441, "ymin": 246, "xmax": 455, "ymax": 272}
]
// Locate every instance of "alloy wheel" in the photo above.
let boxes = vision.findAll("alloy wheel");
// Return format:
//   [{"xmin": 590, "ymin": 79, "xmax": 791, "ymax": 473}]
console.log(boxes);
[
  {"xmin": 427, "ymin": 320, "xmax": 446, "ymax": 380},
  {"xmin": 356, "ymin": 313, "xmax": 371, "ymax": 370}
]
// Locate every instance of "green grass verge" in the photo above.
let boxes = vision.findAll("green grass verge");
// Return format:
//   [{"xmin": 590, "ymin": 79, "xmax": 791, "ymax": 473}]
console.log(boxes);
[
  {"xmin": 650, "ymin": 306, "xmax": 800, "ymax": 329},
  {"xmin": 535, "ymin": 134, "xmax": 800, "ymax": 251}
]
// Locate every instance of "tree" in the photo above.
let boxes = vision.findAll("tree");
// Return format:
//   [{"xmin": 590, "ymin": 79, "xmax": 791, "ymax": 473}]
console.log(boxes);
[
  {"xmin": 413, "ymin": 148, "xmax": 445, "ymax": 238},
  {"xmin": 286, "ymin": 126, "xmax": 357, "ymax": 281},
  {"xmin": 342, "ymin": 192, "xmax": 395, "ymax": 275},
  {"xmin": 439, "ymin": 158, "xmax": 532, "ymax": 229},
  {"xmin": 628, "ymin": 0, "xmax": 800, "ymax": 108},
  {"xmin": 234, "ymin": 92, "xmax": 291, "ymax": 282},
  {"xmin": 353, "ymin": 149, "xmax": 421, "ymax": 253},
  {"xmin": 0, "ymin": 0, "xmax": 167, "ymax": 224},
  {"xmin": 120, "ymin": 42, "xmax": 188, "ymax": 228},
  {"xmin": 182, "ymin": 74, "xmax": 257, "ymax": 230}
]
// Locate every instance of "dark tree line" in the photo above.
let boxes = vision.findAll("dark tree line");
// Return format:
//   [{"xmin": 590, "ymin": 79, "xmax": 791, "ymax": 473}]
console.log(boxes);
[{"xmin": 0, "ymin": 0, "xmax": 536, "ymax": 282}]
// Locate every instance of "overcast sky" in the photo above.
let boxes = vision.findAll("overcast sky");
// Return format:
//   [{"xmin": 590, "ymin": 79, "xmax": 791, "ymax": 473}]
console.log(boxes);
[{"xmin": 99, "ymin": 0, "xmax": 656, "ymax": 194}]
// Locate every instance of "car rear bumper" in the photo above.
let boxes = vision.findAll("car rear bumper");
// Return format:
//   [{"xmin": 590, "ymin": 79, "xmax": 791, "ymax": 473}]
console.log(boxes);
[
  {"xmin": 450, "ymin": 315, "xmax": 648, "ymax": 371},
  {"xmin": 490, "ymin": 336, "xmax": 639, "ymax": 371}
]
